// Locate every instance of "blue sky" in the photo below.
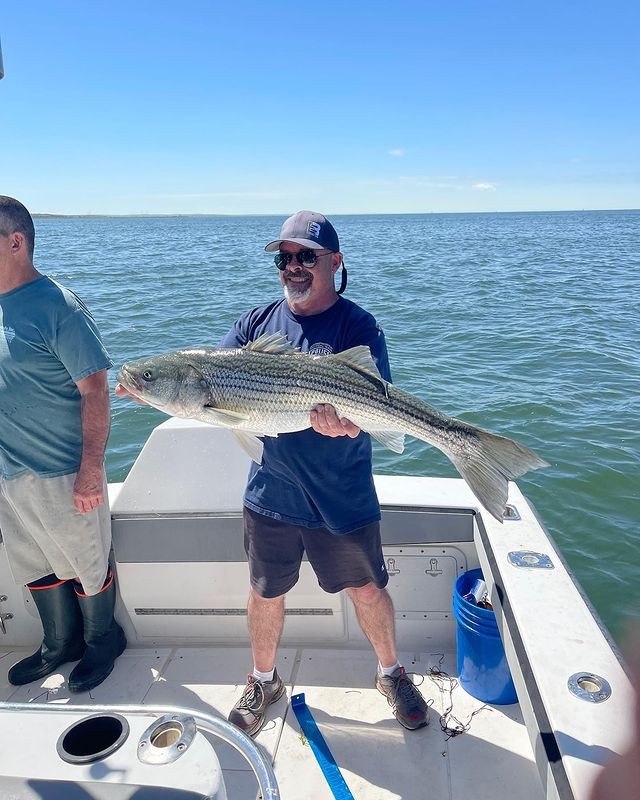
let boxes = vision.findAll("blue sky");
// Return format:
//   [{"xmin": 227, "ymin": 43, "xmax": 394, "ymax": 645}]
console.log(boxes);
[{"xmin": 1, "ymin": 1, "xmax": 638, "ymax": 215}]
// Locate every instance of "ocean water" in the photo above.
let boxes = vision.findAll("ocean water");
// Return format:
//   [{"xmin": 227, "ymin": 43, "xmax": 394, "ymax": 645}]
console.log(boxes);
[{"xmin": 34, "ymin": 210, "xmax": 640, "ymax": 642}]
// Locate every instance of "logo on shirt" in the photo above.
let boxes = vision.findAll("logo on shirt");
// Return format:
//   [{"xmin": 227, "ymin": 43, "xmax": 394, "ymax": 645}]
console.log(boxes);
[
  {"xmin": 309, "ymin": 342, "xmax": 333, "ymax": 356},
  {"xmin": 2, "ymin": 326, "xmax": 15, "ymax": 343}
]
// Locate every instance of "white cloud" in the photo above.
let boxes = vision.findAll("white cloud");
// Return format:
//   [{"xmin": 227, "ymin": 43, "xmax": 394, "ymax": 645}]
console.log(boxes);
[
  {"xmin": 472, "ymin": 182, "xmax": 497, "ymax": 191},
  {"xmin": 388, "ymin": 148, "xmax": 405, "ymax": 157}
]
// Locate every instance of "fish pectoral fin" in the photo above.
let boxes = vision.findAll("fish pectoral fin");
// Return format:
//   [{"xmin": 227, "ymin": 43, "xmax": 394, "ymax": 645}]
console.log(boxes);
[
  {"xmin": 244, "ymin": 332, "xmax": 299, "ymax": 355},
  {"xmin": 186, "ymin": 362, "xmax": 207, "ymax": 382},
  {"xmin": 368, "ymin": 430, "xmax": 406, "ymax": 454},
  {"xmin": 232, "ymin": 431, "xmax": 264, "ymax": 463},
  {"xmin": 331, "ymin": 346, "xmax": 389, "ymax": 396},
  {"xmin": 200, "ymin": 406, "xmax": 249, "ymax": 427}
]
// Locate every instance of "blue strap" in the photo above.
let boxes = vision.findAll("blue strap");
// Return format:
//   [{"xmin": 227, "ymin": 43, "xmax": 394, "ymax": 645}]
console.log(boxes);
[{"xmin": 291, "ymin": 693, "xmax": 355, "ymax": 800}]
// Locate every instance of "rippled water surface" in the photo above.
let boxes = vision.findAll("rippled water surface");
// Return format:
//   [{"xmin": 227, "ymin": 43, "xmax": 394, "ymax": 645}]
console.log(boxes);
[{"xmin": 36, "ymin": 211, "xmax": 640, "ymax": 640}]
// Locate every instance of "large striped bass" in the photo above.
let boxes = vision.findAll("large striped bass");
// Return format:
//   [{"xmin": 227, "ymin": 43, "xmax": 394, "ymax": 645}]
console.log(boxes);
[{"xmin": 117, "ymin": 332, "xmax": 548, "ymax": 521}]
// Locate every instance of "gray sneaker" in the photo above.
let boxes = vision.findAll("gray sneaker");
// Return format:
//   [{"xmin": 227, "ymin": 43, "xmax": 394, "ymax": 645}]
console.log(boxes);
[
  {"xmin": 376, "ymin": 666, "xmax": 429, "ymax": 730},
  {"xmin": 228, "ymin": 670, "xmax": 285, "ymax": 736}
]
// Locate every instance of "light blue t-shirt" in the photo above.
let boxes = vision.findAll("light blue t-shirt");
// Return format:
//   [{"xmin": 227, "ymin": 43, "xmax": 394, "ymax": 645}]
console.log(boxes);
[{"xmin": 0, "ymin": 276, "xmax": 113, "ymax": 479}]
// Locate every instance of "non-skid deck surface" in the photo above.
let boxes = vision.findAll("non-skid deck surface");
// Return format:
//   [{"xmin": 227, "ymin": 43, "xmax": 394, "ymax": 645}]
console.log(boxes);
[{"xmin": 0, "ymin": 645, "xmax": 543, "ymax": 800}]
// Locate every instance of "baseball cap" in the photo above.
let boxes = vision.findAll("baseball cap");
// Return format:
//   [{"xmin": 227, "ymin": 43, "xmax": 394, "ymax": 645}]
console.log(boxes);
[{"xmin": 264, "ymin": 210, "xmax": 340, "ymax": 252}]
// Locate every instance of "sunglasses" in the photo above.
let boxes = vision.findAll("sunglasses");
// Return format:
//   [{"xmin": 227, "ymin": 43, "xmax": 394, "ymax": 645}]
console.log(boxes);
[{"xmin": 274, "ymin": 249, "xmax": 332, "ymax": 270}]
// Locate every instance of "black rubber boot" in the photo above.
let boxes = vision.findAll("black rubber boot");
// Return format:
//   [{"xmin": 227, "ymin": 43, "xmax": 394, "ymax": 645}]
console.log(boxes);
[
  {"xmin": 68, "ymin": 572, "xmax": 127, "ymax": 693},
  {"xmin": 8, "ymin": 576, "xmax": 86, "ymax": 686}
]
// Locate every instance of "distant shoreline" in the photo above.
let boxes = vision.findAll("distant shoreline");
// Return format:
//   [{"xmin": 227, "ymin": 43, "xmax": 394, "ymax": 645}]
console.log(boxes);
[{"xmin": 32, "ymin": 208, "xmax": 640, "ymax": 219}]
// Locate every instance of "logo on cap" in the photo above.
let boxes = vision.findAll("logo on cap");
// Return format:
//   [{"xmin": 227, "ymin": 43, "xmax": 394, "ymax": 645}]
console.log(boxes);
[{"xmin": 307, "ymin": 221, "xmax": 322, "ymax": 239}]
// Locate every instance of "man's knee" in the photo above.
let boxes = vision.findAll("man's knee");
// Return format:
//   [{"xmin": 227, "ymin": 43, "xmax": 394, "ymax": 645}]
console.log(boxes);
[
  {"xmin": 249, "ymin": 586, "xmax": 286, "ymax": 605},
  {"xmin": 347, "ymin": 582, "xmax": 386, "ymax": 605}
]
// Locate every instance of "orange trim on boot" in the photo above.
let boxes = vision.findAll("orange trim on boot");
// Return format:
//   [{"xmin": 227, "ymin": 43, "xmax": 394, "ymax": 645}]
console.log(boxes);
[
  {"xmin": 27, "ymin": 579, "xmax": 70, "ymax": 591},
  {"xmin": 74, "ymin": 570, "xmax": 114, "ymax": 598}
]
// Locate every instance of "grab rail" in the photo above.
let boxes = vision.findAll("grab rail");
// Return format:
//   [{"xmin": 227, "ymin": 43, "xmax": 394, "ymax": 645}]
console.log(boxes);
[{"xmin": 0, "ymin": 701, "xmax": 280, "ymax": 799}]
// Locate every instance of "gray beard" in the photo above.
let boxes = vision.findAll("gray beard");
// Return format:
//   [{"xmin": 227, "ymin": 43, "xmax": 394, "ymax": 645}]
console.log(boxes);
[{"xmin": 284, "ymin": 283, "xmax": 313, "ymax": 304}]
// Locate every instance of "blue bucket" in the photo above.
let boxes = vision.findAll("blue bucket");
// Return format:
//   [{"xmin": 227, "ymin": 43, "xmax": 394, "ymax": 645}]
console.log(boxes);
[{"xmin": 453, "ymin": 568, "xmax": 517, "ymax": 705}]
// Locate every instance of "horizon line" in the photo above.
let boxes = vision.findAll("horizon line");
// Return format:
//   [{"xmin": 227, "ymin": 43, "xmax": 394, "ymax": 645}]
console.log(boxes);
[{"xmin": 32, "ymin": 207, "xmax": 640, "ymax": 219}]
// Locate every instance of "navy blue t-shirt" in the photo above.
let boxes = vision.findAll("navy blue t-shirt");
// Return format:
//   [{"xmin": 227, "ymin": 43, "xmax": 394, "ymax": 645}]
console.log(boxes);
[{"xmin": 218, "ymin": 297, "xmax": 392, "ymax": 534}]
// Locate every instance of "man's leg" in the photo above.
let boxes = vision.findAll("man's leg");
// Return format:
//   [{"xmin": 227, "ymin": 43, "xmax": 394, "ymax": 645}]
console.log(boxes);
[
  {"xmin": 348, "ymin": 581, "xmax": 429, "ymax": 729},
  {"xmin": 0, "ymin": 475, "xmax": 87, "ymax": 686},
  {"xmin": 304, "ymin": 521, "xmax": 430, "ymax": 731},
  {"xmin": 348, "ymin": 582, "xmax": 429, "ymax": 730},
  {"xmin": 228, "ymin": 509, "xmax": 300, "ymax": 736},
  {"xmin": 3, "ymin": 471, "xmax": 125, "ymax": 693},
  {"xmin": 346, "ymin": 582, "xmax": 398, "ymax": 668},
  {"xmin": 7, "ymin": 575, "xmax": 85, "ymax": 685},
  {"xmin": 247, "ymin": 586, "xmax": 285, "ymax": 673},
  {"xmin": 68, "ymin": 568, "xmax": 127, "ymax": 693},
  {"xmin": 228, "ymin": 587, "xmax": 287, "ymax": 736}
]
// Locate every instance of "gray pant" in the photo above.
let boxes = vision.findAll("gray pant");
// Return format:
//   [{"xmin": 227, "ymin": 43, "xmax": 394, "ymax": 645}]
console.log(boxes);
[{"xmin": 0, "ymin": 471, "xmax": 112, "ymax": 595}]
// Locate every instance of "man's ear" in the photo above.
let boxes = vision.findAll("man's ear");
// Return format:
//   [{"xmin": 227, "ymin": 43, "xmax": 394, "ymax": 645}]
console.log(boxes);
[{"xmin": 8, "ymin": 231, "xmax": 25, "ymax": 253}]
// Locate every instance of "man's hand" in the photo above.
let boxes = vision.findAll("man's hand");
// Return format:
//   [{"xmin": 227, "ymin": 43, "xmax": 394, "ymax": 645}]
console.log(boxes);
[
  {"xmin": 115, "ymin": 383, "xmax": 149, "ymax": 405},
  {"xmin": 310, "ymin": 404, "xmax": 360, "ymax": 438},
  {"xmin": 73, "ymin": 463, "xmax": 104, "ymax": 514}
]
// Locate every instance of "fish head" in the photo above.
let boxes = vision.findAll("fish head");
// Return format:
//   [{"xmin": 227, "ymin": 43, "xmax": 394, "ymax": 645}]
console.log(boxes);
[{"xmin": 118, "ymin": 350, "xmax": 212, "ymax": 418}]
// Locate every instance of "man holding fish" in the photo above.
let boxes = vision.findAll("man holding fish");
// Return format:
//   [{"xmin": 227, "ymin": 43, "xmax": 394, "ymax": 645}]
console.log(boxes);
[
  {"xmin": 117, "ymin": 210, "xmax": 432, "ymax": 734},
  {"xmin": 117, "ymin": 211, "xmax": 547, "ymax": 734},
  {"xmin": 219, "ymin": 211, "xmax": 431, "ymax": 735}
]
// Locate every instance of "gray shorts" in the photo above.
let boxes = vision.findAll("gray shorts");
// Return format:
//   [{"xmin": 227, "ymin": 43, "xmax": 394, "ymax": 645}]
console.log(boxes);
[
  {"xmin": 0, "ymin": 470, "xmax": 112, "ymax": 596},
  {"xmin": 243, "ymin": 506, "xmax": 389, "ymax": 598}
]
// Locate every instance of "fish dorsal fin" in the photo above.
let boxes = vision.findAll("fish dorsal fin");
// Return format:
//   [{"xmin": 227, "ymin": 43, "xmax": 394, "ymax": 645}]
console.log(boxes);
[
  {"xmin": 331, "ymin": 346, "xmax": 389, "ymax": 396},
  {"xmin": 244, "ymin": 332, "xmax": 299, "ymax": 355}
]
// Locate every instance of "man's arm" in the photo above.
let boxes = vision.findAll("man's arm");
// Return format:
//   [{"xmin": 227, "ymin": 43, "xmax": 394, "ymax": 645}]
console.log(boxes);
[{"xmin": 74, "ymin": 369, "xmax": 110, "ymax": 513}]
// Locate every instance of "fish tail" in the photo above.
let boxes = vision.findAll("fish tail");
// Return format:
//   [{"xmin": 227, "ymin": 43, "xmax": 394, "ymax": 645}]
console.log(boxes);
[{"xmin": 447, "ymin": 429, "xmax": 549, "ymax": 522}]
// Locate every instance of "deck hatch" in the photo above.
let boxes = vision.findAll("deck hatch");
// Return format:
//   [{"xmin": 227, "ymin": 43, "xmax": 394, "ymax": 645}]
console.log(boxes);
[{"xmin": 384, "ymin": 547, "xmax": 464, "ymax": 614}]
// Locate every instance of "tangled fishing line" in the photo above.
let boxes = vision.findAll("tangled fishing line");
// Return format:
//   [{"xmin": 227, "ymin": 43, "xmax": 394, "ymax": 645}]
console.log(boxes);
[{"xmin": 427, "ymin": 654, "xmax": 491, "ymax": 739}]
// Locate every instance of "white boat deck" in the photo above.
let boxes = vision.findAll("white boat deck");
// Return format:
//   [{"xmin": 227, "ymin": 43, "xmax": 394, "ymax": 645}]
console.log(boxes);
[
  {"xmin": 0, "ymin": 642, "xmax": 543, "ymax": 800},
  {"xmin": 1, "ymin": 422, "xmax": 634, "ymax": 800}
]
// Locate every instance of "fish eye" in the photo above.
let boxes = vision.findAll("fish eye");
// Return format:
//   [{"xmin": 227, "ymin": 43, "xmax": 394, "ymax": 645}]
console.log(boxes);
[{"xmin": 142, "ymin": 370, "xmax": 153, "ymax": 381}]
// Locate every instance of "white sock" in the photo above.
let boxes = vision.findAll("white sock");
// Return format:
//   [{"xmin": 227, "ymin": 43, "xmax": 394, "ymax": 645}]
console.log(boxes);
[
  {"xmin": 378, "ymin": 661, "xmax": 401, "ymax": 677},
  {"xmin": 252, "ymin": 667, "xmax": 275, "ymax": 683}
]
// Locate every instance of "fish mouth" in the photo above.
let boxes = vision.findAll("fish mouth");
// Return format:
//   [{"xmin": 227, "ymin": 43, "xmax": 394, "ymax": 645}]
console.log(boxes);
[{"xmin": 117, "ymin": 364, "xmax": 142, "ymax": 393}]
